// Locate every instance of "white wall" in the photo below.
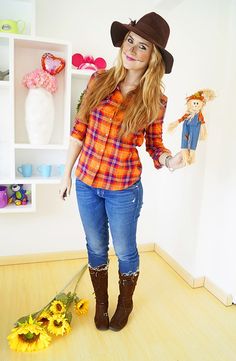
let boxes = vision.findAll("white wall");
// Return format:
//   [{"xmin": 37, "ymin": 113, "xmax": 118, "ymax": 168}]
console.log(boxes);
[
  {"xmin": 1, "ymin": 0, "xmax": 235, "ymax": 299},
  {"xmin": 195, "ymin": 0, "xmax": 236, "ymax": 300}
]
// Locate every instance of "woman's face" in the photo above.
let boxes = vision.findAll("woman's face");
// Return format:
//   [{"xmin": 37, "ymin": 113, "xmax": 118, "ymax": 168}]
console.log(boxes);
[{"xmin": 122, "ymin": 32, "xmax": 153, "ymax": 72}]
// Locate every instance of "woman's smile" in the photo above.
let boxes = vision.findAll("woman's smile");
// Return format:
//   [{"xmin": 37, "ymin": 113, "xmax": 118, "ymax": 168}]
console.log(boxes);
[{"xmin": 125, "ymin": 53, "xmax": 137, "ymax": 61}]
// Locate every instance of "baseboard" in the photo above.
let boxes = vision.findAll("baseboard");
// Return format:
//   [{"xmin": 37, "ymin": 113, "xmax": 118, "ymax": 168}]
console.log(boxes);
[
  {"xmin": 154, "ymin": 244, "xmax": 232, "ymax": 306},
  {"xmin": 0, "ymin": 243, "xmax": 155, "ymax": 266},
  {"xmin": 204, "ymin": 277, "xmax": 233, "ymax": 307},
  {"xmin": 154, "ymin": 244, "xmax": 205, "ymax": 288}
]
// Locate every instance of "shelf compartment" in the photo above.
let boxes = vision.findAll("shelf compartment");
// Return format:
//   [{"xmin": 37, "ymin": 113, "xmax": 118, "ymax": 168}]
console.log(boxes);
[
  {"xmin": 0, "ymin": 183, "xmax": 36, "ymax": 213},
  {"xmin": 14, "ymin": 37, "xmax": 71, "ymax": 145},
  {"xmin": 0, "ymin": 0, "xmax": 36, "ymax": 36},
  {"xmin": 0, "ymin": 36, "xmax": 10, "ymax": 81},
  {"xmin": 15, "ymin": 148, "xmax": 67, "ymax": 182},
  {"xmin": 0, "ymin": 86, "xmax": 14, "ymax": 180}
]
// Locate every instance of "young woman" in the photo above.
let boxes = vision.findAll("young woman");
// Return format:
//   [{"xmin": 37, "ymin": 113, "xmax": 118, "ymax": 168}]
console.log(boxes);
[{"xmin": 59, "ymin": 12, "xmax": 184, "ymax": 332}]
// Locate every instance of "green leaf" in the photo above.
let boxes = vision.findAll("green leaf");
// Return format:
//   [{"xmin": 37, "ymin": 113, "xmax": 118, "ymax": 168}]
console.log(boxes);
[
  {"xmin": 76, "ymin": 90, "xmax": 86, "ymax": 112},
  {"xmin": 66, "ymin": 311, "xmax": 72, "ymax": 324},
  {"xmin": 55, "ymin": 293, "xmax": 68, "ymax": 304},
  {"xmin": 15, "ymin": 315, "xmax": 30, "ymax": 326}
]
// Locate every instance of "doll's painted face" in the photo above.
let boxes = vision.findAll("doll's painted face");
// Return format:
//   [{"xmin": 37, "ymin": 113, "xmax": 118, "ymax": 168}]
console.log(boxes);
[
  {"xmin": 187, "ymin": 99, "xmax": 204, "ymax": 113},
  {"xmin": 122, "ymin": 32, "xmax": 153, "ymax": 72}
]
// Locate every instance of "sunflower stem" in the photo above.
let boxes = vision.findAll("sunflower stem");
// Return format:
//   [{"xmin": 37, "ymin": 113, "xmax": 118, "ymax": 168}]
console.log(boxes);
[
  {"xmin": 20, "ymin": 264, "xmax": 88, "ymax": 324},
  {"xmin": 73, "ymin": 264, "xmax": 87, "ymax": 294}
]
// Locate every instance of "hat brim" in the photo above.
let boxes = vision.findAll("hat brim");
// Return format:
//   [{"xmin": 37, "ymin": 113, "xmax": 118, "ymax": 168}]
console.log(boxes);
[{"xmin": 110, "ymin": 21, "xmax": 174, "ymax": 74}]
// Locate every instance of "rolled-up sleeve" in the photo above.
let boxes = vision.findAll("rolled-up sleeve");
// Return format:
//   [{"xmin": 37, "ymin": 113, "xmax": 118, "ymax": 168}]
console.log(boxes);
[
  {"xmin": 71, "ymin": 119, "xmax": 87, "ymax": 142},
  {"xmin": 145, "ymin": 97, "xmax": 171, "ymax": 169}
]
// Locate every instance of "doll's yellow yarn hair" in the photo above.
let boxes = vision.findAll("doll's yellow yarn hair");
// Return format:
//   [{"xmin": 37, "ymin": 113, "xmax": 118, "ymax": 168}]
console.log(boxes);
[{"xmin": 186, "ymin": 89, "xmax": 216, "ymax": 103}]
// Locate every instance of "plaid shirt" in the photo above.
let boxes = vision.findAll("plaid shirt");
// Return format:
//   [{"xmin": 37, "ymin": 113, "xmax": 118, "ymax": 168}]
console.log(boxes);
[{"xmin": 71, "ymin": 74, "xmax": 171, "ymax": 190}]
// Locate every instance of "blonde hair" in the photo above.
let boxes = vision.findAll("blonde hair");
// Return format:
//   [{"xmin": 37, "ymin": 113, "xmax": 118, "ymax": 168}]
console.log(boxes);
[{"xmin": 77, "ymin": 37, "xmax": 166, "ymax": 136}]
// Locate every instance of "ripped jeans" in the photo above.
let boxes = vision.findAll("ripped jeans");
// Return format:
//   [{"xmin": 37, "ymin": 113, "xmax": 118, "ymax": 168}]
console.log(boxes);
[{"xmin": 75, "ymin": 178, "xmax": 143, "ymax": 274}]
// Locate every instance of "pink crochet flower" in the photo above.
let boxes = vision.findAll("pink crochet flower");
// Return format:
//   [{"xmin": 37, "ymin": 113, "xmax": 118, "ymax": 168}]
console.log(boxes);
[{"xmin": 22, "ymin": 69, "xmax": 58, "ymax": 94}]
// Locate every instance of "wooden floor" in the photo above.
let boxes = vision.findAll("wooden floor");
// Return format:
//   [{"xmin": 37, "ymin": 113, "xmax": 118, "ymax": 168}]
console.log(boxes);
[{"xmin": 1, "ymin": 251, "xmax": 236, "ymax": 361}]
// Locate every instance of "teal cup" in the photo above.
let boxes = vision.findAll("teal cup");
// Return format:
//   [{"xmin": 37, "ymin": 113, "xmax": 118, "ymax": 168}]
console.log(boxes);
[
  {"xmin": 57, "ymin": 164, "xmax": 65, "ymax": 176},
  {"xmin": 37, "ymin": 164, "xmax": 52, "ymax": 177},
  {"xmin": 17, "ymin": 164, "xmax": 32, "ymax": 177}
]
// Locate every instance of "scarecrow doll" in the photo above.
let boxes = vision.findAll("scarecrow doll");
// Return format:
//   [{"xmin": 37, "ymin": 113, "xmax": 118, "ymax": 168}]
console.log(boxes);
[{"xmin": 168, "ymin": 89, "xmax": 215, "ymax": 164}]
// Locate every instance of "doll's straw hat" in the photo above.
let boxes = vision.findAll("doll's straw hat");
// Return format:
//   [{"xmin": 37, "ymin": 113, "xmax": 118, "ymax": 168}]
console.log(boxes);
[{"xmin": 110, "ymin": 12, "xmax": 174, "ymax": 74}]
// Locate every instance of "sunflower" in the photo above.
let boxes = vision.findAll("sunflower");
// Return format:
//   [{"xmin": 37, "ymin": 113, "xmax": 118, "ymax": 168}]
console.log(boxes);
[
  {"xmin": 47, "ymin": 314, "xmax": 71, "ymax": 336},
  {"xmin": 74, "ymin": 299, "xmax": 89, "ymax": 316},
  {"xmin": 36, "ymin": 310, "xmax": 51, "ymax": 327},
  {"xmin": 7, "ymin": 315, "xmax": 51, "ymax": 352},
  {"xmin": 49, "ymin": 300, "xmax": 66, "ymax": 314}
]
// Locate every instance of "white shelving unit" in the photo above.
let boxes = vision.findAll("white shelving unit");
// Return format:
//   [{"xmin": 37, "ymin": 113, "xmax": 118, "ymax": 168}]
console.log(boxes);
[
  {"xmin": 0, "ymin": 0, "xmax": 95, "ymax": 213},
  {"xmin": 0, "ymin": 1, "xmax": 73, "ymax": 213}
]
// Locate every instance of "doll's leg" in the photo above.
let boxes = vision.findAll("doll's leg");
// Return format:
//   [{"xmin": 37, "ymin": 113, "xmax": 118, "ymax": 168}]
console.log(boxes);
[
  {"xmin": 181, "ymin": 121, "xmax": 191, "ymax": 164},
  {"xmin": 188, "ymin": 123, "xmax": 201, "ymax": 164},
  {"xmin": 181, "ymin": 149, "xmax": 191, "ymax": 165},
  {"xmin": 188, "ymin": 150, "xmax": 196, "ymax": 164},
  {"xmin": 189, "ymin": 124, "xmax": 201, "ymax": 151},
  {"xmin": 181, "ymin": 121, "xmax": 189, "ymax": 149}
]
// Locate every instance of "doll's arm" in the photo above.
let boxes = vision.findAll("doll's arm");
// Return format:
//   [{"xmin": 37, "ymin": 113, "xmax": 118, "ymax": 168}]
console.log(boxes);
[
  {"xmin": 168, "ymin": 113, "xmax": 188, "ymax": 132},
  {"xmin": 168, "ymin": 120, "xmax": 179, "ymax": 132},
  {"xmin": 199, "ymin": 112, "xmax": 207, "ymax": 140},
  {"xmin": 200, "ymin": 124, "xmax": 207, "ymax": 140}
]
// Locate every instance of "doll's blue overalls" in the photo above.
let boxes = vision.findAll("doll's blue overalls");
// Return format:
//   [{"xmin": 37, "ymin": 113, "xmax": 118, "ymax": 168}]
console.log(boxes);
[{"xmin": 181, "ymin": 113, "xmax": 201, "ymax": 150}]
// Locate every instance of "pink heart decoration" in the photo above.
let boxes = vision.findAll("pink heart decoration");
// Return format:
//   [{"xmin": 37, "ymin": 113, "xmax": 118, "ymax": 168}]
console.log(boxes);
[{"xmin": 41, "ymin": 53, "xmax": 65, "ymax": 75}]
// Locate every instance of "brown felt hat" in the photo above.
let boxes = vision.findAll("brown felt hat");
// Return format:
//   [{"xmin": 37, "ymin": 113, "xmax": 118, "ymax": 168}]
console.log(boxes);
[{"xmin": 110, "ymin": 12, "xmax": 174, "ymax": 74}]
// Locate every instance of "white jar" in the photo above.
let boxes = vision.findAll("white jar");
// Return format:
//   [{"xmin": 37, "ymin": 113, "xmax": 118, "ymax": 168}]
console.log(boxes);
[{"xmin": 25, "ymin": 87, "xmax": 55, "ymax": 145}]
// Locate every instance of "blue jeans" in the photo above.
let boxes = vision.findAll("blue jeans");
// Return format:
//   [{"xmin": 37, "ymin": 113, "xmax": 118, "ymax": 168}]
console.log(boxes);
[{"xmin": 75, "ymin": 178, "xmax": 143, "ymax": 274}]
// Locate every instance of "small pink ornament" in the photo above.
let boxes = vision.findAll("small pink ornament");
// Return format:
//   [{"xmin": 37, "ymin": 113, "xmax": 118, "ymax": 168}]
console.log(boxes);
[
  {"xmin": 84, "ymin": 55, "xmax": 94, "ymax": 64},
  {"xmin": 72, "ymin": 53, "xmax": 84, "ymax": 68},
  {"xmin": 94, "ymin": 57, "xmax": 107, "ymax": 69},
  {"xmin": 72, "ymin": 53, "xmax": 107, "ymax": 70},
  {"xmin": 41, "ymin": 53, "xmax": 65, "ymax": 75}
]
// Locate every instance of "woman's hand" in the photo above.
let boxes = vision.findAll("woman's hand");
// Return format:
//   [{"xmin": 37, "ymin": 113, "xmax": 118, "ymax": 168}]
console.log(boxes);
[
  {"xmin": 168, "ymin": 152, "xmax": 186, "ymax": 171},
  {"xmin": 59, "ymin": 175, "xmax": 72, "ymax": 201}
]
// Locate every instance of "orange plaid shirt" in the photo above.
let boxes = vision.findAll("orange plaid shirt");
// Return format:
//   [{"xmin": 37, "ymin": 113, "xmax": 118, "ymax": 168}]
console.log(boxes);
[{"xmin": 71, "ymin": 73, "xmax": 171, "ymax": 190}]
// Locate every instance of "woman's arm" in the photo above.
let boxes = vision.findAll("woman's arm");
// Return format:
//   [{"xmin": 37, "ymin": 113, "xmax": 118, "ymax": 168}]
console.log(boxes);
[
  {"xmin": 145, "ymin": 98, "xmax": 172, "ymax": 169},
  {"xmin": 145, "ymin": 99, "xmax": 185, "ymax": 171},
  {"xmin": 59, "ymin": 137, "xmax": 83, "ymax": 200}
]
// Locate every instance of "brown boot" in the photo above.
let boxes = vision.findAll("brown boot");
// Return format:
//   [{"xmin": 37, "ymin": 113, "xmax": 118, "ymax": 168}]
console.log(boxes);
[
  {"xmin": 109, "ymin": 272, "xmax": 139, "ymax": 331},
  {"xmin": 89, "ymin": 266, "xmax": 109, "ymax": 330}
]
